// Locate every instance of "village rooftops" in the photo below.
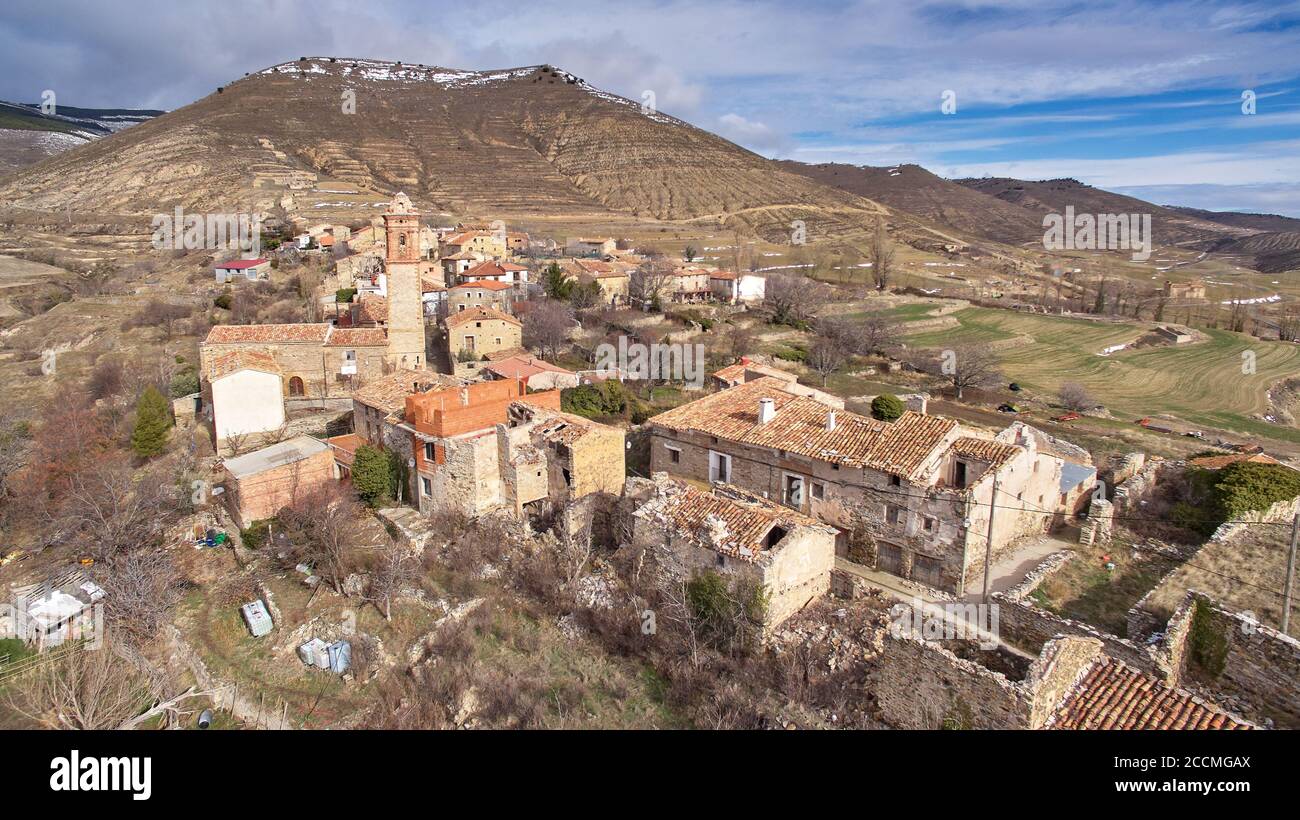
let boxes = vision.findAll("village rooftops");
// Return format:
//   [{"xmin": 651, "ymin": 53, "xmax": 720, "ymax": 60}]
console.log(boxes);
[
  {"xmin": 710, "ymin": 357, "xmax": 798, "ymax": 387},
  {"xmin": 1050, "ymin": 656, "xmax": 1251, "ymax": 730},
  {"xmin": 949, "ymin": 437, "xmax": 1022, "ymax": 472},
  {"xmin": 451, "ymin": 279, "xmax": 513, "ymax": 291},
  {"xmin": 445, "ymin": 305, "xmax": 521, "ymax": 328},
  {"xmin": 352, "ymin": 370, "xmax": 466, "ymax": 416},
  {"xmin": 634, "ymin": 475, "xmax": 834, "ymax": 563},
  {"xmin": 222, "ymin": 436, "xmax": 330, "ymax": 480},
  {"xmin": 325, "ymin": 327, "xmax": 388, "ymax": 347},
  {"xmin": 508, "ymin": 402, "xmax": 606, "ymax": 445},
  {"xmin": 463, "ymin": 260, "xmax": 528, "ymax": 278},
  {"xmin": 649, "ymin": 378, "xmax": 958, "ymax": 477}
]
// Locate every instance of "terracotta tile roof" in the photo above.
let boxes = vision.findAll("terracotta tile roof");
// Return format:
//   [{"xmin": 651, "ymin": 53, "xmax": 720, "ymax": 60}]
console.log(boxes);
[
  {"xmin": 353, "ymin": 293, "xmax": 387, "ymax": 325},
  {"xmin": 485, "ymin": 355, "xmax": 575, "ymax": 381},
  {"xmin": 709, "ymin": 270, "xmax": 738, "ymax": 280},
  {"xmin": 710, "ymin": 358, "xmax": 795, "ymax": 386},
  {"xmin": 445, "ymin": 305, "xmax": 522, "ymax": 328},
  {"xmin": 421, "ymin": 277, "xmax": 446, "ymax": 293},
  {"xmin": 208, "ymin": 349, "xmax": 281, "ymax": 380},
  {"xmin": 325, "ymin": 327, "xmax": 388, "ymax": 347},
  {"xmin": 636, "ymin": 477, "xmax": 833, "ymax": 562},
  {"xmin": 204, "ymin": 323, "xmax": 332, "ymax": 345},
  {"xmin": 326, "ymin": 433, "xmax": 362, "ymax": 467},
  {"xmin": 483, "ymin": 346, "xmax": 529, "ymax": 361},
  {"xmin": 1189, "ymin": 452, "xmax": 1281, "ymax": 470},
  {"xmin": 352, "ymin": 370, "xmax": 465, "ymax": 415},
  {"xmin": 442, "ymin": 250, "xmax": 479, "ymax": 260},
  {"xmin": 950, "ymin": 437, "xmax": 1022, "ymax": 470},
  {"xmin": 214, "ymin": 258, "xmax": 269, "ymax": 270},
  {"xmin": 464, "ymin": 260, "xmax": 527, "ymax": 279},
  {"xmin": 1051, "ymin": 657, "xmax": 1251, "ymax": 730},
  {"xmin": 451, "ymin": 279, "xmax": 513, "ymax": 292},
  {"xmin": 649, "ymin": 378, "xmax": 957, "ymax": 476},
  {"xmin": 711, "ymin": 362, "xmax": 748, "ymax": 384}
]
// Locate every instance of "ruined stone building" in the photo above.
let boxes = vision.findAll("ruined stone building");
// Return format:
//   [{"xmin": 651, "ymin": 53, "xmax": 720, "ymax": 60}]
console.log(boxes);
[
  {"xmin": 647, "ymin": 377, "xmax": 1084, "ymax": 595},
  {"xmin": 328, "ymin": 377, "xmax": 624, "ymax": 517},
  {"xmin": 628, "ymin": 474, "xmax": 837, "ymax": 630}
]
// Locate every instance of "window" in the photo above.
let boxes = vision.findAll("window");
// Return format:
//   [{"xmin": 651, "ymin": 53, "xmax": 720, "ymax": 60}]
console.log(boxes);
[
  {"xmin": 288, "ymin": 376, "xmax": 305, "ymax": 397},
  {"xmin": 923, "ymin": 516, "xmax": 936, "ymax": 532},
  {"xmin": 885, "ymin": 505, "xmax": 904, "ymax": 525},
  {"xmin": 954, "ymin": 460, "xmax": 968, "ymax": 489},
  {"xmin": 420, "ymin": 477, "xmax": 431, "ymax": 497},
  {"xmin": 765, "ymin": 526, "xmax": 788, "ymax": 548},
  {"xmin": 708, "ymin": 451, "xmax": 731, "ymax": 484},
  {"xmin": 783, "ymin": 474, "xmax": 804, "ymax": 507},
  {"xmin": 424, "ymin": 442, "xmax": 435, "ymax": 461},
  {"xmin": 811, "ymin": 481, "xmax": 824, "ymax": 500},
  {"xmin": 344, "ymin": 350, "xmax": 356, "ymax": 363},
  {"xmin": 716, "ymin": 553, "xmax": 726, "ymax": 568},
  {"xmin": 668, "ymin": 446, "xmax": 681, "ymax": 464},
  {"xmin": 890, "ymin": 474, "xmax": 901, "ymax": 487}
]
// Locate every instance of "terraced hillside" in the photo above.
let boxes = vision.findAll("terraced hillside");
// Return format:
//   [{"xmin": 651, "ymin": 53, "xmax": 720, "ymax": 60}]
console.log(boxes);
[
  {"xmin": 956, "ymin": 177, "xmax": 1250, "ymax": 248},
  {"xmin": 780, "ymin": 161, "xmax": 1045, "ymax": 246},
  {"xmin": 905, "ymin": 307, "xmax": 1300, "ymax": 440},
  {"xmin": 0, "ymin": 58, "xmax": 887, "ymax": 239}
]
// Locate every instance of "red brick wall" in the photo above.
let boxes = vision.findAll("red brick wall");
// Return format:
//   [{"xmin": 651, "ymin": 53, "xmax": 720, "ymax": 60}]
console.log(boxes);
[{"xmin": 404, "ymin": 381, "xmax": 561, "ymax": 438}]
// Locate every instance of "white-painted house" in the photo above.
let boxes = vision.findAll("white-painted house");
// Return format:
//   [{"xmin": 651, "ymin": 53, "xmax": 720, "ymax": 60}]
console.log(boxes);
[{"xmin": 208, "ymin": 351, "xmax": 286, "ymax": 445}]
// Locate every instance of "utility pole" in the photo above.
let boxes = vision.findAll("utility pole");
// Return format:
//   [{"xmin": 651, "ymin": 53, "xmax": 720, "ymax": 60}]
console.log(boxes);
[
  {"xmin": 981, "ymin": 475, "xmax": 999, "ymax": 603},
  {"xmin": 1283, "ymin": 512, "xmax": 1299, "ymax": 634}
]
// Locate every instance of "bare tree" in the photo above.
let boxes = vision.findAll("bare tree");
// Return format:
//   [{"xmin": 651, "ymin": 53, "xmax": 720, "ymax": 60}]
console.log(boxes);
[
  {"xmin": 807, "ymin": 318, "xmax": 853, "ymax": 386},
  {"xmin": 522, "ymin": 298, "xmax": 575, "ymax": 360},
  {"xmin": 763, "ymin": 272, "xmax": 827, "ymax": 327},
  {"xmin": 364, "ymin": 538, "xmax": 418, "ymax": 621},
  {"xmin": 96, "ymin": 546, "xmax": 186, "ymax": 647},
  {"xmin": 1058, "ymin": 381, "xmax": 1095, "ymax": 411},
  {"xmin": 223, "ymin": 429, "xmax": 251, "ymax": 457},
  {"xmin": 9, "ymin": 638, "xmax": 152, "ymax": 729},
  {"xmin": 913, "ymin": 344, "xmax": 1002, "ymax": 400},
  {"xmin": 868, "ymin": 219, "xmax": 895, "ymax": 291},
  {"xmin": 278, "ymin": 484, "xmax": 364, "ymax": 595},
  {"xmin": 857, "ymin": 313, "xmax": 900, "ymax": 356}
]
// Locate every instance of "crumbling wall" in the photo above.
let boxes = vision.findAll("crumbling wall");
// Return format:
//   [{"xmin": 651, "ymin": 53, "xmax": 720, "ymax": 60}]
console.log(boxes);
[{"xmin": 870, "ymin": 634, "xmax": 1032, "ymax": 729}]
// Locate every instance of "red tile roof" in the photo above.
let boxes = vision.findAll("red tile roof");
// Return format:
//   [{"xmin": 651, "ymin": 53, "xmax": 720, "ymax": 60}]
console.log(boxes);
[
  {"xmin": 452, "ymin": 279, "xmax": 513, "ymax": 292},
  {"xmin": 950, "ymin": 437, "xmax": 1022, "ymax": 470},
  {"xmin": 325, "ymin": 327, "xmax": 388, "ymax": 347},
  {"xmin": 636, "ymin": 477, "xmax": 833, "ymax": 562},
  {"xmin": 208, "ymin": 349, "xmax": 281, "ymax": 380},
  {"xmin": 204, "ymin": 323, "xmax": 332, "ymax": 345},
  {"xmin": 352, "ymin": 370, "xmax": 465, "ymax": 415},
  {"xmin": 1051, "ymin": 657, "xmax": 1251, "ymax": 730},
  {"xmin": 445, "ymin": 305, "xmax": 522, "ymax": 328},
  {"xmin": 215, "ymin": 258, "xmax": 269, "ymax": 270},
  {"xmin": 649, "ymin": 378, "xmax": 957, "ymax": 476},
  {"xmin": 485, "ymin": 355, "xmax": 575, "ymax": 381}
]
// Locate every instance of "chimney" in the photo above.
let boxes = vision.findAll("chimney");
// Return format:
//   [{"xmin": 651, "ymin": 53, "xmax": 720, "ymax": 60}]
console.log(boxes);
[
  {"xmin": 757, "ymin": 397, "xmax": 775, "ymax": 424},
  {"xmin": 826, "ymin": 410, "xmax": 836, "ymax": 431}
]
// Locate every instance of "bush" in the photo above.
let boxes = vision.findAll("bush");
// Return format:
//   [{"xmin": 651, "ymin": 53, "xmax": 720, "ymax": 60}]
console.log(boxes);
[
  {"xmin": 130, "ymin": 385, "xmax": 173, "ymax": 458},
  {"xmin": 1209, "ymin": 461, "xmax": 1300, "ymax": 524},
  {"xmin": 213, "ymin": 291, "xmax": 233, "ymax": 310},
  {"xmin": 562, "ymin": 380, "xmax": 635, "ymax": 419},
  {"xmin": 170, "ymin": 368, "xmax": 200, "ymax": 398},
  {"xmin": 870, "ymin": 393, "xmax": 904, "ymax": 421},
  {"xmin": 686, "ymin": 571, "xmax": 768, "ymax": 655},
  {"xmin": 352, "ymin": 445, "xmax": 398, "ymax": 506},
  {"xmin": 335, "ymin": 287, "xmax": 357, "ymax": 303},
  {"xmin": 239, "ymin": 518, "xmax": 274, "ymax": 550}
]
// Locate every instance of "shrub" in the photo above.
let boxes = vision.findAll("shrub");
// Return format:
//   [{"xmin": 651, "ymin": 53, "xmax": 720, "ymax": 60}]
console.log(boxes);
[
  {"xmin": 170, "ymin": 368, "xmax": 200, "ymax": 398},
  {"xmin": 686, "ymin": 571, "xmax": 768, "ymax": 655},
  {"xmin": 562, "ymin": 380, "xmax": 634, "ymax": 419},
  {"xmin": 213, "ymin": 291, "xmax": 233, "ymax": 310},
  {"xmin": 335, "ymin": 287, "xmax": 357, "ymax": 303},
  {"xmin": 870, "ymin": 393, "xmax": 904, "ymax": 421},
  {"xmin": 130, "ymin": 385, "xmax": 173, "ymax": 458},
  {"xmin": 352, "ymin": 445, "xmax": 397, "ymax": 506},
  {"xmin": 239, "ymin": 518, "xmax": 274, "ymax": 550}
]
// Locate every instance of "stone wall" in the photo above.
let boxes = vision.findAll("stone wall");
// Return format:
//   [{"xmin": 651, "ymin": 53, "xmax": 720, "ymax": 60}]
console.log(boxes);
[
  {"xmin": 1166, "ymin": 591, "xmax": 1300, "ymax": 729},
  {"xmin": 991, "ymin": 592, "xmax": 1164, "ymax": 677}
]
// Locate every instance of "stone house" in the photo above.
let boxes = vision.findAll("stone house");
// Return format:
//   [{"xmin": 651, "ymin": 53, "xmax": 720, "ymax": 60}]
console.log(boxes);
[
  {"xmin": 455, "ymin": 259, "xmax": 530, "ymax": 289},
  {"xmin": 709, "ymin": 358, "xmax": 844, "ymax": 408},
  {"xmin": 566, "ymin": 236, "xmax": 617, "ymax": 257},
  {"xmin": 447, "ymin": 280, "xmax": 514, "ymax": 315},
  {"xmin": 495, "ymin": 402, "xmax": 627, "ymax": 517},
  {"xmin": 629, "ymin": 474, "xmax": 837, "ymax": 630},
  {"xmin": 570, "ymin": 259, "xmax": 632, "ymax": 307},
  {"xmin": 710, "ymin": 270, "xmax": 766, "ymax": 304},
  {"xmin": 440, "ymin": 229, "xmax": 507, "ymax": 260},
  {"xmin": 483, "ymin": 354, "xmax": 580, "ymax": 391},
  {"xmin": 206, "ymin": 349, "xmax": 286, "ymax": 449},
  {"xmin": 445, "ymin": 306, "xmax": 522, "ymax": 362},
  {"xmin": 201, "ymin": 323, "xmax": 390, "ymax": 402},
  {"xmin": 222, "ymin": 436, "xmax": 337, "ymax": 528},
  {"xmin": 1163, "ymin": 279, "xmax": 1207, "ymax": 300},
  {"xmin": 646, "ymin": 377, "xmax": 1069, "ymax": 595}
]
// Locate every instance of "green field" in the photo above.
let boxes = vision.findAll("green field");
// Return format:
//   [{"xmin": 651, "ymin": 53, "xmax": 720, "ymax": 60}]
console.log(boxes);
[{"xmin": 906, "ymin": 307, "xmax": 1300, "ymax": 442}]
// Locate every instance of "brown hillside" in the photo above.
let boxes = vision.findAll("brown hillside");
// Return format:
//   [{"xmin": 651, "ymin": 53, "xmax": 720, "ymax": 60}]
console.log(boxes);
[{"xmin": 0, "ymin": 58, "xmax": 886, "ymax": 239}]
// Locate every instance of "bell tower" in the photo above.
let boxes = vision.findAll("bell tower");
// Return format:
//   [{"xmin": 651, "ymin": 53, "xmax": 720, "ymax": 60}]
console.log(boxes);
[{"xmin": 383, "ymin": 192, "xmax": 425, "ymax": 370}]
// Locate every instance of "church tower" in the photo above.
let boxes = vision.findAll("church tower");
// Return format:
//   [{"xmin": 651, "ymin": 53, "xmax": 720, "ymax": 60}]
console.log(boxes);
[{"xmin": 382, "ymin": 192, "xmax": 425, "ymax": 370}]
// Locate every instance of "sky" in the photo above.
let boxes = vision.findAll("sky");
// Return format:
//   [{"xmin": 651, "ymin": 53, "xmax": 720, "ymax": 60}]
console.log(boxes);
[{"xmin": 2, "ymin": 0, "xmax": 1299, "ymax": 215}]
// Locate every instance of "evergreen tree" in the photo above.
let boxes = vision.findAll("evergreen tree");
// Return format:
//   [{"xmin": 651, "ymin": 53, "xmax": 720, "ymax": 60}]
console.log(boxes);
[
  {"xmin": 870, "ymin": 393, "xmax": 905, "ymax": 422},
  {"xmin": 130, "ymin": 385, "xmax": 173, "ymax": 457},
  {"xmin": 352, "ymin": 445, "xmax": 395, "ymax": 505}
]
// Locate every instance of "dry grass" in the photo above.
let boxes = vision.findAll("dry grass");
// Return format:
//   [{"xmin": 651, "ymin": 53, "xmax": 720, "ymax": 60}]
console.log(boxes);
[{"xmin": 1031, "ymin": 543, "xmax": 1177, "ymax": 637}]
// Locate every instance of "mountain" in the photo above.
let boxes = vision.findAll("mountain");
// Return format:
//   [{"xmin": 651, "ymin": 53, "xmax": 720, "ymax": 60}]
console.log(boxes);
[
  {"xmin": 778, "ymin": 161, "xmax": 1044, "ymax": 246},
  {"xmin": 0, "ymin": 100, "xmax": 162, "ymax": 174},
  {"xmin": 1166, "ymin": 205, "xmax": 1300, "ymax": 234},
  {"xmin": 954, "ymin": 176, "xmax": 1249, "ymax": 247},
  {"xmin": 0, "ymin": 58, "xmax": 887, "ymax": 241}
]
